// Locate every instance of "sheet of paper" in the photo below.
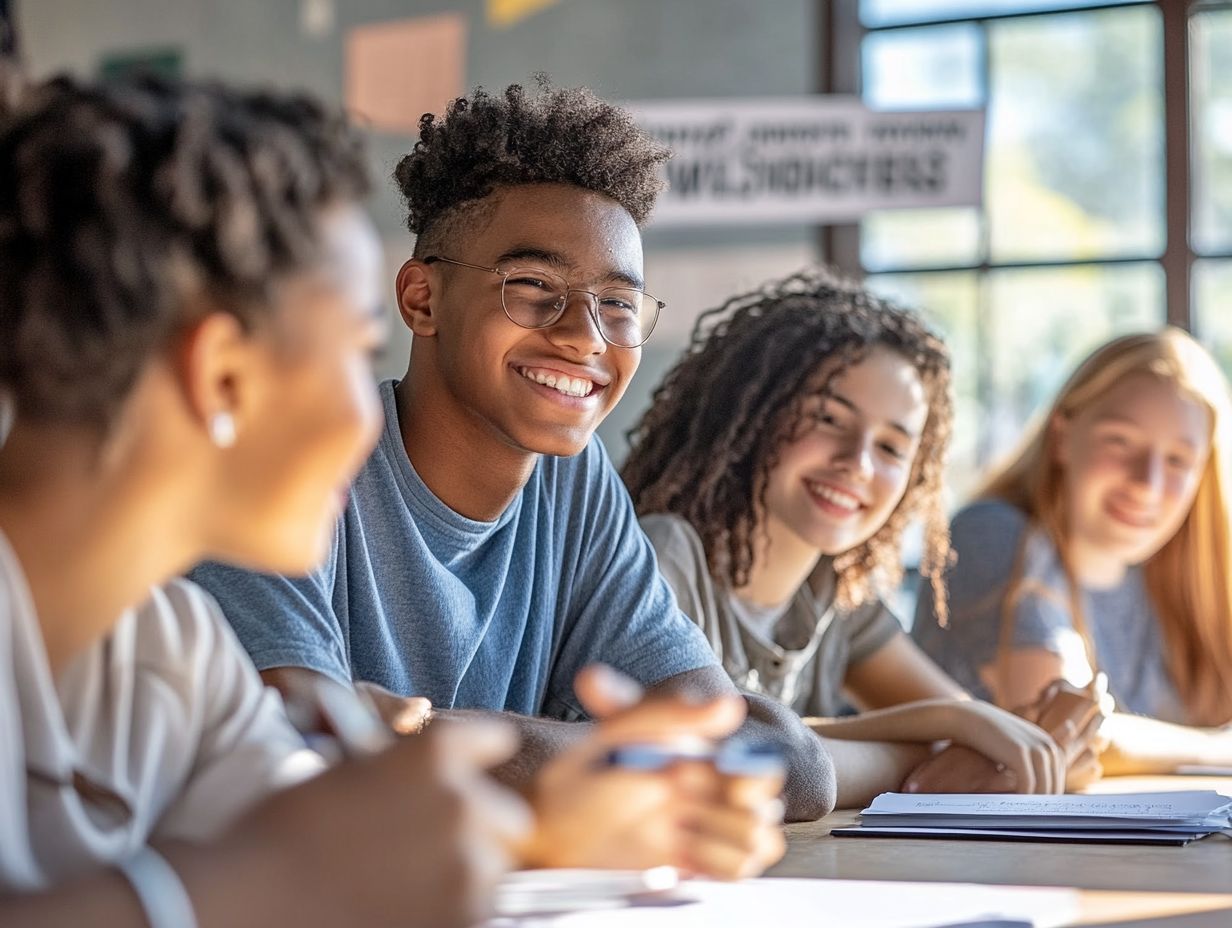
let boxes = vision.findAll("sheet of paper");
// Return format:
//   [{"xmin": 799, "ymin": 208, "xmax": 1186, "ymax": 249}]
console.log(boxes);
[
  {"xmin": 345, "ymin": 14, "xmax": 466, "ymax": 134},
  {"xmin": 864, "ymin": 790, "xmax": 1232, "ymax": 822},
  {"xmin": 830, "ymin": 825, "xmax": 1200, "ymax": 846},
  {"xmin": 485, "ymin": 877, "xmax": 1080, "ymax": 928}
]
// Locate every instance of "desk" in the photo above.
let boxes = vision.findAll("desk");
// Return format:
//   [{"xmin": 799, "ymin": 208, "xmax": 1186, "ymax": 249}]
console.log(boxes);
[{"xmin": 768, "ymin": 776, "xmax": 1232, "ymax": 927}]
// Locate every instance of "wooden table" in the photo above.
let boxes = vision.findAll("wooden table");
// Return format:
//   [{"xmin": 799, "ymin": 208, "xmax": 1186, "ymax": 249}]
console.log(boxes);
[{"xmin": 767, "ymin": 776, "xmax": 1232, "ymax": 927}]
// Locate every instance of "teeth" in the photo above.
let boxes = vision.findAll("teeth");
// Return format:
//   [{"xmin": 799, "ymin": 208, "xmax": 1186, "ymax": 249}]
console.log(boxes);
[
  {"xmin": 806, "ymin": 480, "xmax": 860, "ymax": 511},
  {"xmin": 519, "ymin": 367, "xmax": 594, "ymax": 398}
]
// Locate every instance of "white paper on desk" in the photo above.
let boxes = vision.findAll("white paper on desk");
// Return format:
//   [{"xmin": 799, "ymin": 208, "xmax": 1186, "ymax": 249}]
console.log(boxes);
[
  {"xmin": 831, "ymin": 824, "xmax": 1200, "ymax": 845},
  {"xmin": 862, "ymin": 790, "xmax": 1232, "ymax": 831},
  {"xmin": 485, "ymin": 877, "xmax": 1080, "ymax": 928}
]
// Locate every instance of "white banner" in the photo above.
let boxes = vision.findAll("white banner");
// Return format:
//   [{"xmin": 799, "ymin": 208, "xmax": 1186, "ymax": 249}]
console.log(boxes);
[{"xmin": 630, "ymin": 97, "xmax": 985, "ymax": 227}]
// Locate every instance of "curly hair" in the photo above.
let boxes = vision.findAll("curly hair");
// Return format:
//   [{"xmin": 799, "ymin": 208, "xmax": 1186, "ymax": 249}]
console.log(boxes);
[
  {"xmin": 394, "ymin": 78, "xmax": 669, "ymax": 256},
  {"xmin": 622, "ymin": 268, "xmax": 954, "ymax": 620},
  {"xmin": 0, "ymin": 70, "xmax": 369, "ymax": 432}
]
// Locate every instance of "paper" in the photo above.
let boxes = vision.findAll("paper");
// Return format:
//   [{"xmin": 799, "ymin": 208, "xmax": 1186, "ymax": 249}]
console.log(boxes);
[
  {"xmin": 831, "ymin": 825, "xmax": 1200, "ymax": 846},
  {"xmin": 484, "ymin": 877, "xmax": 1079, "ymax": 928},
  {"xmin": 345, "ymin": 14, "xmax": 466, "ymax": 134},
  {"xmin": 854, "ymin": 791, "xmax": 1232, "ymax": 839}
]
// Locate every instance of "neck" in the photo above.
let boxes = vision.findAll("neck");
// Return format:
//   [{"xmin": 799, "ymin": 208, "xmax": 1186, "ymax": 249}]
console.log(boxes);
[
  {"xmin": 395, "ymin": 365, "xmax": 537, "ymax": 522},
  {"xmin": 734, "ymin": 514, "xmax": 823, "ymax": 608},
  {"xmin": 0, "ymin": 425, "xmax": 198, "ymax": 675},
  {"xmin": 1066, "ymin": 535, "xmax": 1129, "ymax": 589}
]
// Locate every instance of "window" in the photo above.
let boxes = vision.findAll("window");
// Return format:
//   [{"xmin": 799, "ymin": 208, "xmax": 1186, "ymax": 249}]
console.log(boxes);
[{"xmin": 831, "ymin": 1, "xmax": 1228, "ymax": 492}]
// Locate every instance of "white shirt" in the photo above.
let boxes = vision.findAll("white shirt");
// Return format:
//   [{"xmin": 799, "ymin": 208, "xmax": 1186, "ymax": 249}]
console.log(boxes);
[{"xmin": 0, "ymin": 530, "xmax": 323, "ymax": 890}]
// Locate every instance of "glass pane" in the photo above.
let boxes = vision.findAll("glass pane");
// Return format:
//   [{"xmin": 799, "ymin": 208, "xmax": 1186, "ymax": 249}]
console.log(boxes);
[
  {"xmin": 1192, "ymin": 10, "xmax": 1232, "ymax": 255},
  {"xmin": 862, "ymin": 0, "xmax": 1148, "ymax": 28},
  {"xmin": 986, "ymin": 6, "xmax": 1164, "ymax": 262},
  {"xmin": 1193, "ymin": 260, "xmax": 1232, "ymax": 377},
  {"xmin": 985, "ymin": 263, "xmax": 1163, "ymax": 455},
  {"xmin": 864, "ymin": 271, "xmax": 982, "ymax": 496},
  {"xmin": 861, "ymin": 24, "xmax": 982, "ymax": 269},
  {"xmin": 863, "ymin": 24, "xmax": 982, "ymax": 110}
]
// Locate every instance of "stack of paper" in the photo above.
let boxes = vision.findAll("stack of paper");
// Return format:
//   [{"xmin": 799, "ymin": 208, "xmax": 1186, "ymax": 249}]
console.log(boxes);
[{"xmin": 832, "ymin": 790, "xmax": 1232, "ymax": 845}]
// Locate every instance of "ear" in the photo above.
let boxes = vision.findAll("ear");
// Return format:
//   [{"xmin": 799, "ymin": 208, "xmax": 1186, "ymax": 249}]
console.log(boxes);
[
  {"xmin": 173, "ymin": 310, "xmax": 257, "ymax": 443},
  {"xmin": 396, "ymin": 259, "xmax": 437, "ymax": 337}
]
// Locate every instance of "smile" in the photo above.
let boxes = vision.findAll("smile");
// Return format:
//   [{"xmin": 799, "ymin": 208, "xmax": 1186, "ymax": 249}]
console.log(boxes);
[
  {"xmin": 804, "ymin": 479, "xmax": 865, "ymax": 514},
  {"xmin": 517, "ymin": 366, "xmax": 598, "ymax": 399},
  {"xmin": 1104, "ymin": 499, "xmax": 1156, "ymax": 529}
]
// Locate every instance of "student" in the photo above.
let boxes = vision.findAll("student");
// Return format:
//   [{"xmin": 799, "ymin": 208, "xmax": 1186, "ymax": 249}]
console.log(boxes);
[
  {"xmin": 622, "ymin": 271, "xmax": 1100, "ymax": 804},
  {"xmin": 192, "ymin": 81, "xmax": 835, "ymax": 822},
  {"xmin": 913, "ymin": 328, "xmax": 1232, "ymax": 775},
  {"xmin": 0, "ymin": 72, "xmax": 781, "ymax": 927}
]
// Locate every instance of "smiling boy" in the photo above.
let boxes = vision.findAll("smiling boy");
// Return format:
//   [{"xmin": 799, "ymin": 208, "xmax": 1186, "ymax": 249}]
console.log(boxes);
[{"xmin": 192, "ymin": 82, "xmax": 835, "ymax": 820}]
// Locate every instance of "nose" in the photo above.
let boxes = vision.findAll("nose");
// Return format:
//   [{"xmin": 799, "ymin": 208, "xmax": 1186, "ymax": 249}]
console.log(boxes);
[
  {"xmin": 545, "ymin": 291, "xmax": 607, "ymax": 356},
  {"xmin": 1128, "ymin": 448, "xmax": 1166, "ymax": 498},
  {"xmin": 834, "ymin": 430, "xmax": 875, "ymax": 483}
]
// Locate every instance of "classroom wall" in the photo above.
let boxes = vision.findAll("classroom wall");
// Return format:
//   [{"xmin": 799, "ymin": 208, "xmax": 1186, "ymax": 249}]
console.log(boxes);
[{"xmin": 15, "ymin": 0, "xmax": 825, "ymax": 458}]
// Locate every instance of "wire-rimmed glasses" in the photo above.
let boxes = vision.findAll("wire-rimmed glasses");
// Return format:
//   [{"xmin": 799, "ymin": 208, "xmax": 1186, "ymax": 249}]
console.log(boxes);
[{"xmin": 423, "ymin": 256, "xmax": 663, "ymax": 349}]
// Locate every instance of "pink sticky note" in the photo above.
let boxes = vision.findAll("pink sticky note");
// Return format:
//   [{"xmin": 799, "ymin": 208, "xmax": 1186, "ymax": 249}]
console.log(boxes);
[{"xmin": 346, "ymin": 14, "xmax": 467, "ymax": 134}]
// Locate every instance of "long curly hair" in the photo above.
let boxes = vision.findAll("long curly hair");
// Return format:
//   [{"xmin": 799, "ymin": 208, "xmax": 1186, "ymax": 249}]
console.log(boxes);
[
  {"xmin": 0, "ymin": 69, "xmax": 369, "ymax": 432},
  {"xmin": 622, "ymin": 268, "xmax": 953, "ymax": 618},
  {"xmin": 394, "ymin": 77, "xmax": 669, "ymax": 256}
]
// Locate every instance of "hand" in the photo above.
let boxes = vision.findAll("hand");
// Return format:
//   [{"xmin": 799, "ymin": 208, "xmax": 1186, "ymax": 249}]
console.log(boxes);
[
  {"xmin": 521, "ymin": 665, "xmax": 786, "ymax": 880},
  {"xmin": 355, "ymin": 680, "xmax": 434, "ymax": 735},
  {"xmin": 914, "ymin": 698, "xmax": 1068, "ymax": 793},
  {"xmin": 1016, "ymin": 677, "xmax": 1109, "ymax": 790},
  {"xmin": 901, "ymin": 744, "xmax": 1017, "ymax": 794},
  {"xmin": 231, "ymin": 721, "xmax": 530, "ymax": 928}
]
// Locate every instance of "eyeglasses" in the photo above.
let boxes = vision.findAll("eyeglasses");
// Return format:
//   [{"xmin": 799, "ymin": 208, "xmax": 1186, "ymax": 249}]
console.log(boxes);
[{"xmin": 423, "ymin": 256, "xmax": 664, "ymax": 349}]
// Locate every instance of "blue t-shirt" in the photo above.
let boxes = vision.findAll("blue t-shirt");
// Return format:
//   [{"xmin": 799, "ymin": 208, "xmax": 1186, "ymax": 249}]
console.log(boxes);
[
  {"xmin": 190, "ymin": 380, "xmax": 718, "ymax": 720},
  {"xmin": 911, "ymin": 499, "xmax": 1188, "ymax": 723}
]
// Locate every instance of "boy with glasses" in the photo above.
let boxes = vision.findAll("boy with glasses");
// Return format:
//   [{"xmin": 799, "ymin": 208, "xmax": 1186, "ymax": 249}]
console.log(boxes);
[{"xmin": 193, "ymin": 82, "xmax": 836, "ymax": 833}]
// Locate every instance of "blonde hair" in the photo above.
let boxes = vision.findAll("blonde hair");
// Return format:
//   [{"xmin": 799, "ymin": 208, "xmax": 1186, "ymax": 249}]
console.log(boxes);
[{"xmin": 978, "ymin": 328, "xmax": 1232, "ymax": 726}]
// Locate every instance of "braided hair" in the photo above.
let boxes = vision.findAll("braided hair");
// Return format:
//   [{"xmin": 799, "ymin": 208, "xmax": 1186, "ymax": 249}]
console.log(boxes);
[
  {"xmin": 0, "ymin": 69, "xmax": 369, "ymax": 432},
  {"xmin": 394, "ymin": 77, "xmax": 670, "ymax": 257},
  {"xmin": 622, "ymin": 268, "xmax": 954, "ymax": 619}
]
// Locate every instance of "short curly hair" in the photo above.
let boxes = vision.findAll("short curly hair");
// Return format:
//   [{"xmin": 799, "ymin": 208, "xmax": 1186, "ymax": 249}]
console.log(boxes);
[
  {"xmin": 622, "ymin": 269, "xmax": 954, "ymax": 620},
  {"xmin": 394, "ymin": 78, "xmax": 669, "ymax": 257},
  {"xmin": 0, "ymin": 70, "xmax": 369, "ymax": 432}
]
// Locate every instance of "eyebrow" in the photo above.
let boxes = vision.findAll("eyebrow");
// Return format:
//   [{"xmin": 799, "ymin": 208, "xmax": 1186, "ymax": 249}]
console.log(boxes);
[
  {"xmin": 493, "ymin": 246, "xmax": 645, "ymax": 290},
  {"xmin": 825, "ymin": 390, "xmax": 919, "ymax": 440},
  {"xmin": 1095, "ymin": 414, "xmax": 1200, "ymax": 451}
]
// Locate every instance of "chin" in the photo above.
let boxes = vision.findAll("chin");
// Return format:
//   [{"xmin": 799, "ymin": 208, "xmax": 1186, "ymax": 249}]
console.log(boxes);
[{"xmin": 508, "ymin": 421, "xmax": 595, "ymax": 458}]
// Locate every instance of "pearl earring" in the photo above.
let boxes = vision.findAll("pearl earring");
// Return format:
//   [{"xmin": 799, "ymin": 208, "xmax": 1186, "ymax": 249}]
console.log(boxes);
[{"xmin": 209, "ymin": 412, "xmax": 237, "ymax": 449}]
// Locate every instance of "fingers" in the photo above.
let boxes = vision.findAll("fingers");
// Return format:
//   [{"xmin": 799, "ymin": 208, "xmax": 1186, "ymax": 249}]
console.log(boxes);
[
  {"xmin": 677, "ymin": 800, "xmax": 786, "ymax": 880},
  {"xmin": 588, "ymin": 693, "xmax": 748, "ymax": 749},
  {"xmin": 574, "ymin": 664, "xmax": 645, "ymax": 719}
]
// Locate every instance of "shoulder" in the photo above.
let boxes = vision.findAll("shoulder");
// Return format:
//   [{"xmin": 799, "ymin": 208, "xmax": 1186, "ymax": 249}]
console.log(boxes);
[
  {"xmin": 951, "ymin": 499, "xmax": 1029, "ymax": 546},
  {"xmin": 126, "ymin": 579, "xmax": 247, "ymax": 673},
  {"xmin": 946, "ymin": 500, "xmax": 1035, "ymax": 584},
  {"xmin": 639, "ymin": 513, "xmax": 706, "ymax": 566}
]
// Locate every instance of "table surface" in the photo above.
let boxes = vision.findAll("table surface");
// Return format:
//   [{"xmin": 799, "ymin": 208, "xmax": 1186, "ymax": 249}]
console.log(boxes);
[{"xmin": 767, "ymin": 776, "xmax": 1232, "ymax": 927}]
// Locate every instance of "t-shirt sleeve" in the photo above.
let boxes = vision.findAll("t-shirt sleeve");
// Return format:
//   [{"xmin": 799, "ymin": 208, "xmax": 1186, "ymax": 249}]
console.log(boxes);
[
  {"xmin": 638, "ymin": 513, "xmax": 715, "ymax": 636},
  {"xmin": 187, "ymin": 526, "xmax": 351, "ymax": 686},
  {"xmin": 844, "ymin": 599, "xmax": 903, "ymax": 665},
  {"xmin": 911, "ymin": 500, "xmax": 1079, "ymax": 693},
  {"xmin": 149, "ymin": 581, "xmax": 325, "ymax": 843},
  {"xmin": 544, "ymin": 444, "xmax": 720, "ymax": 719}
]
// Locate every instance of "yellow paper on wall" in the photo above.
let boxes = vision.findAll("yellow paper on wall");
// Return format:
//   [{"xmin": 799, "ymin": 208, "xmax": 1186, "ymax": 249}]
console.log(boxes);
[
  {"xmin": 346, "ymin": 13, "xmax": 466, "ymax": 134},
  {"xmin": 486, "ymin": 0, "xmax": 563, "ymax": 29}
]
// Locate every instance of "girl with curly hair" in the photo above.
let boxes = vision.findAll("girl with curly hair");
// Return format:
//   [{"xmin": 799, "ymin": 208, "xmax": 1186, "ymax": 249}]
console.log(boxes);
[
  {"xmin": 914, "ymin": 328, "xmax": 1232, "ymax": 774},
  {"xmin": 624, "ymin": 270, "xmax": 1102, "ymax": 801}
]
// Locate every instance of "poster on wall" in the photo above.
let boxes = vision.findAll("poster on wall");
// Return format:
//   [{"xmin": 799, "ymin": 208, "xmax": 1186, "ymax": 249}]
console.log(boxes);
[{"xmin": 630, "ymin": 97, "xmax": 985, "ymax": 227}]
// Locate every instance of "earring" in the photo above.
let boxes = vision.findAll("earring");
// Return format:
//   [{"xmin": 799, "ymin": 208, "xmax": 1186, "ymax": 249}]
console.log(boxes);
[{"xmin": 209, "ymin": 412, "xmax": 237, "ymax": 449}]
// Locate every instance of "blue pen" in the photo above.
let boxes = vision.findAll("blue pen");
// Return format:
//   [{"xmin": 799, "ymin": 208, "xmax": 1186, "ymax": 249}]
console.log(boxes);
[{"xmin": 602, "ymin": 740, "xmax": 786, "ymax": 777}]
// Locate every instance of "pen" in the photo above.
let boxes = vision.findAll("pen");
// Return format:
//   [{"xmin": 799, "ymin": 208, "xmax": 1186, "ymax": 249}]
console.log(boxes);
[{"xmin": 602, "ymin": 740, "xmax": 786, "ymax": 777}]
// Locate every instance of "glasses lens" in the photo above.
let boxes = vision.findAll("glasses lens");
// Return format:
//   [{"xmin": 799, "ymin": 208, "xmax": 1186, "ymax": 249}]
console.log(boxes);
[
  {"xmin": 597, "ymin": 288, "xmax": 659, "ymax": 348},
  {"xmin": 501, "ymin": 269, "xmax": 568, "ymax": 328}
]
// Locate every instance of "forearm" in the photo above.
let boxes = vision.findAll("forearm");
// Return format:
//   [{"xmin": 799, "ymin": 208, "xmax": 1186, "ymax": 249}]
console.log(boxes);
[
  {"xmin": 806, "ymin": 700, "xmax": 964, "ymax": 744},
  {"xmin": 1100, "ymin": 713, "xmax": 1232, "ymax": 775},
  {"xmin": 823, "ymin": 739, "xmax": 931, "ymax": 809},
  {"xmin": 433, "ymin": 707, "xmax": 590, "ymax": 791}
]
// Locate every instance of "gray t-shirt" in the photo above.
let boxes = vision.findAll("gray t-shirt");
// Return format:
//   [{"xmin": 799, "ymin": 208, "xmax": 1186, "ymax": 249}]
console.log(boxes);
[
  {"xmin": 640, "ymin": 513, "xmax": 901, "ymax": 718},
  {"xmin": 912, "ymin": 499, "xmax": 1188, "ymax": 723},
  {"xmin": 191, "ymin": 380, "xmax": 718, "ymax": 721}
]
